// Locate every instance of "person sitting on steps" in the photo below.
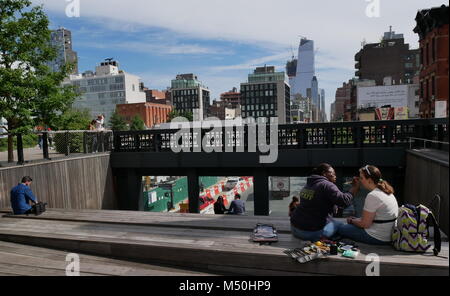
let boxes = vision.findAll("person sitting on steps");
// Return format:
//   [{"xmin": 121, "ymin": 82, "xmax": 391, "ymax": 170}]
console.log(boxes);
[{"xmin": 10, "ymin": 176, "xmax": 38, "ymax": 215}]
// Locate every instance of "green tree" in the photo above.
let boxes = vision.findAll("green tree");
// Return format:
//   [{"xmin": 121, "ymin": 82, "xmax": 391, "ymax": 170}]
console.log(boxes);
[
  {"xmin": 56, "ymin": 108, "xmax": 91, "ymax": 131},
  {"xmin": 109, "ymin": 111, "xmax": 128, "ymax": 131},
  {"xmin": 167, "ymin": 110, "xmax": 194, "ymax": 122},
  {"xmin": 130, "ymin": 116, "xmax": 146, "ymax": 131},
  {"xmin": 0, "ymin": 0, "xmax": 78, "ymax": 162}
]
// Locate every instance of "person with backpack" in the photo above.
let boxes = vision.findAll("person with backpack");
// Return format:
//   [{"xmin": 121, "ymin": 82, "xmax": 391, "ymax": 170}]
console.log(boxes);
[{"xmin": 337, "ymin": 165, "xmax": 398, "ymax": 245}]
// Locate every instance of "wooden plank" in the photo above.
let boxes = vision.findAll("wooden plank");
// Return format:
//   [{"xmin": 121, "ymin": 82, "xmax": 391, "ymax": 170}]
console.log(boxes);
[
  {"xmin": 1, "ymin": 208, "xmax": 295, "ymax": 233},
  {"xmin": 0, "ymin": 241, "xmax": 216, "ymax": 276},
  {"xmin": 0, "ymin": 154, "xmax": 116, "ymax": 211},
  {"xmin": 0, "ymin": 215, "xmax": 448, "ymax": 276},
  {"xmin": 1, "ymin": 210, "xmax": 448, "ymax": 265}
]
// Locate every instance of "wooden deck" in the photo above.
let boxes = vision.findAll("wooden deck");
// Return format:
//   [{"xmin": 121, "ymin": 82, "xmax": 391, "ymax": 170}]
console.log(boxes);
[
  {"xmin": 0, "ymin": 209, "xmax": 448, "ymax": 276},
  {"xmin": 0, "ymin": 240, "xmax": 217, "ymax": 276}
]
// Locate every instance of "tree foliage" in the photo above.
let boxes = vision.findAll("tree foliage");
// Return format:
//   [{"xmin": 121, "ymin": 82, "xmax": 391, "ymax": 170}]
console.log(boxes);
[
  {"xmin": 109, "ymin": 111, "xmax": 129, "ymax": 131},
  {"xmin": 56, "ymin": 108, "xmax": 91, "ymax": 131},
  {"xmin": 130, "ymin": 116, "xmax": 146, "ymax": 131},
  {"xmin": 167, "ymin": 110, "xmax": 194, "ymax": 122},
  {"xmin": 0, "ymin": 0, "xmax": 78, "ymax": 161}
]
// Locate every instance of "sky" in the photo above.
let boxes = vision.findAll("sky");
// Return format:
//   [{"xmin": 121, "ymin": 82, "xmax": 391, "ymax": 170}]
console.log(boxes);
[{"xmin": 33, "ymin": 0, "xmax": 446, "ymax": 118}]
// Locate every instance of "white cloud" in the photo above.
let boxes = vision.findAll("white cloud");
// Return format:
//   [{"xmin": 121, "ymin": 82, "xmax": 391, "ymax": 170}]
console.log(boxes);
[
  {"xmin": 34, "ymin": 0, "xmax": 445, "ymax": 117},
  {"xmin": 76, "ymin": 40, "xmax": 230, "ymax": 56},
  {"xmin": 210, "ymin": 52, "xmax": 291, "ymax": 72}
]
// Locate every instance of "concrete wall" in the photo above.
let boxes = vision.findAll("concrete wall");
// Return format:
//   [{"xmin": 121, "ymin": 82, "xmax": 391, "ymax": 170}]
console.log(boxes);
[
  {"xmin": 404, "ymin": 150, "xmax": 449, "ymax": 235},
  {"xmin": 0, "ymin": 154, "xmax": 117, "ymax": 211}
]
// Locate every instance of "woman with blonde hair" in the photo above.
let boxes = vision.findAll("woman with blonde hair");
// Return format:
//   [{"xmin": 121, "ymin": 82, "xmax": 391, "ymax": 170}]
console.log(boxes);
[{"xmin": 337, "ymin": 165, "xmax": 398, "ymax": 245}]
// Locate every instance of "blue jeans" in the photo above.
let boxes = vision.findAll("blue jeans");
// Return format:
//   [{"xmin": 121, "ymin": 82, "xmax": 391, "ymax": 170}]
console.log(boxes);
[
  {"xmin": 337, "ymin": 223, "xmax": 391, "ymax": 245},
  {"xmin": 291, "ymin": 219, "xmax": 342, "ymax": 241}
]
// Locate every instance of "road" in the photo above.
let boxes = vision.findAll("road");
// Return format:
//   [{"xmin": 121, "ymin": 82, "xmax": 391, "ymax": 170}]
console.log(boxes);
[{"xmin": 201, "ymin": 177, "xmax": 308, "ymax": 217}]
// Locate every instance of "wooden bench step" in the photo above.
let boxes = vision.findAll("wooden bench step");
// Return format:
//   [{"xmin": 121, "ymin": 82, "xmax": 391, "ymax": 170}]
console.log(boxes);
[{"xmin": 0, "ymin": 210, "xmax": 448, "ymax": 276}]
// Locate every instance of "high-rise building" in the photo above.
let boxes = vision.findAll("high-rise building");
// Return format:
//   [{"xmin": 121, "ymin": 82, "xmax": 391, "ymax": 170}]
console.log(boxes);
[
  {"xmin": 414, "ymin": 5, "xmax": 449, "ymax": 118},
  {"xmin": 63, "ymin": 59, "xmax": 146, "ymax": 123},
  {"xmin": 48, "ymin": 27, "xmax": 78, "ymax": 74},
  {"xmin": 240, "ymin": 66, "xmax": 290, "ymax": 124},
  {"xmin": 320, "ymin": 89, "xmax": 327, "ymax": 122},
  {"xmin": 293, "ymin": 38, "xmax": 315, "ymax": 98},
  {"xmin": 170, "ymin": 74, "xmax": 210, "ymax": 121},
  {"xmin": 354, "ymin": 27, "xmax": 420, "ymax": 86},
  {"xmin": 310, "ymin": 76, "xmax": 319, "ymax": 107}
]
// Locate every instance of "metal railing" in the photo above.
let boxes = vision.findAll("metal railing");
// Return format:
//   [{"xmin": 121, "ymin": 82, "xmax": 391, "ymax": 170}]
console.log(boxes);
[
  {"xmin": 408, "ymin": 137, "xmax": 449, "ymax": 150},
  {"xmin": 1, "ymin": 118, "xmax": 448, "ymax": 165},
  {"xmin": 112, "ymin": 118, "xmax": 448, "ymax": 153},
  {"xmin": 0, "ymin": 130, "xmax": 113, "ymax": 166}
]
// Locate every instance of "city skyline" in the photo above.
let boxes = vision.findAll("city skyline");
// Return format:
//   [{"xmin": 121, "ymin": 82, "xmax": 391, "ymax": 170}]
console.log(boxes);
[{"xmin": 34, "ymin": 0, "xmax": 446, "ymax": 118}]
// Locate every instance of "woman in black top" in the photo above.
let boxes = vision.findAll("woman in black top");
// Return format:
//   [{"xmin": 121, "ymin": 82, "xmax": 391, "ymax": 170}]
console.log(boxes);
[{"xmin": 214, "ymin": 196, "xmax": 228, "ymax": 214}]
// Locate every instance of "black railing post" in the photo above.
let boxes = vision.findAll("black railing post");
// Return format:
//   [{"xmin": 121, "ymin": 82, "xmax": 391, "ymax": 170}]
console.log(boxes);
[
  {"xmin": 153, "ymin": 132, "xmax": 160, "ymax": 152},
  {"xmin": 99, "ymin": 132, "xmax": 105, "ymax": 153},
  {"xmin": 112, "ymin": 131, "xmax": 122, "ymax": 152},
  {"xmin": 16, "ymin": 134, "xmax": 25, "ymax": 165},
  {"xmin": 327, "ymin": 127, "xmax": 333, "ymax": 148},
  {"xmin": 65, "ymin": 131, "xmax": 70, "ymax": 156},
  {"xmin": 385, "ymin": 125, "xmax": 393, "ymax": 147},
  {"xmin": 83, "ymin": 132, "xmax": 88, "ymax": 154},
  {"xmin": 187, "ymin": 169, "xmax": 200, "ymax": 214},
  {"xmin": 134, "ymin": 132, "xmax": 140, "ymax": 152},
  {"xmin": 355, "ymin": 126, "xmax": 363, "ymax": 148},
  {"xmin": 253, "ymin": 168, "xmax": 270, "ymax": 216},
  {"xmin": 42, "ymin": 132, "xmax": 50, "ymax": 160},
  {"xmin": 300, "ymin": 127, "xmax": 307, "ymax": 149}
]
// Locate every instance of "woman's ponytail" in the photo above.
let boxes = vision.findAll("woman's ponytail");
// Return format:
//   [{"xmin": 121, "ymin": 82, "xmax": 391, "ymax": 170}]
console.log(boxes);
[{"xmin": 377, "ymin": 179, "xmax": 394, "ymax": 195}]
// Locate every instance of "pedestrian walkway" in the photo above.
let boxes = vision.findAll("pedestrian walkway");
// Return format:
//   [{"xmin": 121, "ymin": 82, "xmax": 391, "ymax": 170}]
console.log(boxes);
[{"xmin": 0, "ymin": 147, "xmax": 67, "ymax": 167}]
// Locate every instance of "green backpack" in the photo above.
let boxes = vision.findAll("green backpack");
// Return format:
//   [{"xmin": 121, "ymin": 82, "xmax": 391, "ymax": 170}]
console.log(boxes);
[{"xmin": 392, "ymin": 204, "xmax": 441, "ymax": 256}]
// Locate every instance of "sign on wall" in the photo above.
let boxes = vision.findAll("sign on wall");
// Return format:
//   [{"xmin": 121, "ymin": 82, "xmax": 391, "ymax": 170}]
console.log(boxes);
[
  {"xmin": 375, "ymin": 107, "xmax": 394, "ymax": 120},
  {"xmin": 358, "ymin": 85, "xmax": 409, "ymax": 108},
  {"xmin": 435, "ymin": 101, "xmax": 448, "ymax": 118},
  {"xmin": 394, "ymin": 107, "xmax": 409, "ymax": 120}
]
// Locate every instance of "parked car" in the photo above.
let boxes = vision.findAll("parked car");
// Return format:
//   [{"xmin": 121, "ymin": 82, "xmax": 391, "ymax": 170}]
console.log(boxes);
[{"xmin": 223, "ymin": 177, "xmax": 243, "ymax": 191}]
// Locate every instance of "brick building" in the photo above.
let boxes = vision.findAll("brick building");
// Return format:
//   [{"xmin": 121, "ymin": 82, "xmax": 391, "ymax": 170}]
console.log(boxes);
[
  {"xmin": 220, "ymin": 88, "xmax": 241, "ymax": 108},
  {"xmin": 116, "ymin": 102, "xmax": 172, "ymax": 128},
  {"xmin": 332, "ymin": 80, "xmax": 353, "ymax": 121},
  {"xmin": 414, "ymin": 5, "xmax": 449, "ymax": 118},
  {"xmin": 145, "ymin": 89, "xmax": 171, "ymax": 105},
  {"xmin": 355, "ymin": 28, "xmax": 420, "ymax": 86}
]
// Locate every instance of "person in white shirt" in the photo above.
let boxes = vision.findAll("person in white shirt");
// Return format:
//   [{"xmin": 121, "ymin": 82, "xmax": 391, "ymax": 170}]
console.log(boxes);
[
  {"xmin": 337, "ymin": 165, "xmax": 398, "ymax": 245},
  {"xmin": 95, "ymin": 114, "xmax": 105, "ymax": 131}
]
